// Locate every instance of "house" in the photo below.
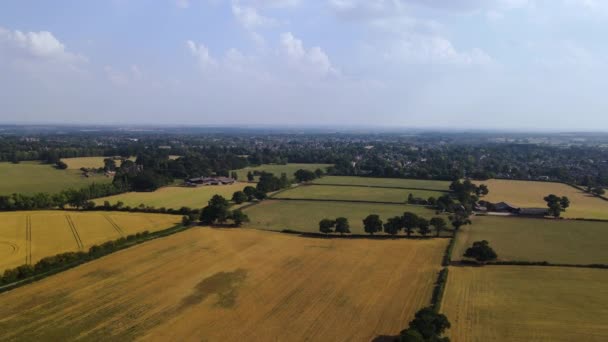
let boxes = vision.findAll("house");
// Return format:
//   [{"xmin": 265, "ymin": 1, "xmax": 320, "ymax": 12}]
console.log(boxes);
[{"xmin": 186, "ymin": 177, "xmax": 236, "ymax": 187}]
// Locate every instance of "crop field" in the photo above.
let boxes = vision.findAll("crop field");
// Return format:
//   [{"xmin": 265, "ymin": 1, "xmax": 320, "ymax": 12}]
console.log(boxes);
[
  {"xmin": 60, "ymin": 156, "xmax": 134, "ymax": 169},
  {"xmin": 312, "ymin": 176, "xmax": 451, "ymax": 191},
  {"xmin": 442, "ymin": 266, "xmax": 608, "ymax": 342},
  {"xmin": 95, "ymin": 183, "xmax": 249, "ymax": 209},
  {"xmin": 232, "ymin": 163, "xmax": 332, "ymax": 182},
  {"xmin": 244, "ymin": 200, "xmax": 442, "ymax": 234},
  {"xmin": 476, "ymin": 179, "xmax": 608, "ymax": 219},
  {"xmin": 454, "ymin": 216, "xmax": 608, "ymax": 264},
  {"xmin": 276, "ymin": 184, "xmax": 444, "ymax": 203},
  {"xmin": 0, "ymin": 211, "xmax": 181, "ymax": 272},
  {"xmin": 0, "ymin": 228, "xmax": 447, "ymax": 341},
  {"xmin": 0, "ymin": 161, "xmax": 112, "ymax": 195}
]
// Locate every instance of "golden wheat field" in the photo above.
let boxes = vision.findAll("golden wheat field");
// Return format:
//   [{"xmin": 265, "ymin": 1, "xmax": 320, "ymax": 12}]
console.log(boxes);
[
  {"xmin": 476, "ymin": 179, "xmax": 608, "ymax": 219},
  {"xmin": 0, "ymin": 211, "xmax": 181, "ymax": 272},
  {"xmin": 441, "ymin": 266, "xmax": 608, "ymax": 342},
  {"xmin": 0, "ymin": 228, "xmax": 447, "ymax": 341}
]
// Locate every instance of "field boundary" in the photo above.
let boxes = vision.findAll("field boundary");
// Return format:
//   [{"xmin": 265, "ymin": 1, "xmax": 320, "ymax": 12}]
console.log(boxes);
[
  {"xmin": 269, "ymin": 197, "xmax": 421, "ymax": 206},
  {"xmin": 65, "ymin": 215, "xmax": 84, "ymax": 250},
  {"xmin": 452, "ymin": 260, "xmax": 608, "ymax": 270},
  {"xmin": 278, "ymin": 229, "xmax": 452, "ymax": 240},
  {"xmin": 306, "ymin": 182, "xmax": 450, "ymax": 193},
  {"xmin": 25, "ymin": 215, "xmax": 32, "ymax": 265}
]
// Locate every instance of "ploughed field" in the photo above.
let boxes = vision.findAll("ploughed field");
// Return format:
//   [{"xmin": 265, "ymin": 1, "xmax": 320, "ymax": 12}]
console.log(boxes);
[
  {"xmin": 454, "ymin": 216, "xmax": 608, "ymax": 265},
  {"xmin": 243, "ymin": 199, "xmax": 447, "ymax": 235},
  {"xmin": 442, "ymin": 266, "xmax": 608, "ymax": 342},
  {"xmin": 95, "ymin": 183, "xmax": 249, "ymax": 210},
  {"xmin": 477, "ymin": 179, "xmax": 608, "ymax": 220},
  {"xmin": 0, "ymin": 228, "xmax": 447, "ymax": 341},
  {"xmin": 275, "ymin": 184, "xmax": 444, "ymax": 203},
  {"xmin": 312, "ymin": 176, "xmax": 451, "ymax": 191},
  {"xmin": 231, "ymin": 163, "xmax": 332, "ymax": 182},
  {"xmin": 0, "ymin": 161, "xmax": 111, "ymax": 195},
  {"xmin": 0, "ymin": 211, "xmax": 181, "ymax": 272}
]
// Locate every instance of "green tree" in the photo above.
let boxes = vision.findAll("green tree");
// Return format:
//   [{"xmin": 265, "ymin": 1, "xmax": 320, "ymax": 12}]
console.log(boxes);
[
  {"xmin": 247, "ymin": 171, "xmax": 254, "ymax": 182},
  {"xmin": 314, "ymin": 168, "xmax": 324, "ymax": 178},
  {"xmin": 402, "ymin": 212, "xmax": 419, "ymax": 237},
  {"xmin": 464, "ymin": 240, "xmax": 498, "ymax": 262},
  {"xmin": 405, "ymin": 307, "xmax": 451, "ymax": 341},
  {"xmin": 294, "ymin": 169, "xmax": 317, "ymax": 183},
  {"xmin": 363, "ymin": 214, "xmax": 383, "ymax": 235},
  {"xmin": 417, "ymin": 218, "xmax": 430, "ymax": 237},
  {"xmin": 544, "ymin": 194, "xmax": 569, "ymax": 217},
  {"xmin": 231, "ymin": 210, "xmax": 249, "ymax": 227},
  {"xmin": 430, "ymin": 217, "xmax": 447, "ymax": 237},
  {"xmin": 334, "ymin": 217, "xmax": 350, "ymax": 235},
  {"xmin": 232, "ymin": 191, "xmax": 247, "ymax": 204},
  {"xmin": 383, "ymin": 216, "xmax": 403, "ymax": 236},
  {"xmin": 319, "ymin": 218, "xmax": 335, "ymax": 235},
  {"xmin": 231, "ymin": 171, "xmax": 238, "ymax": 180},
  {"xmin": 243, "ymin": 186, "xmax": 257, "ymax": 201},
  {"xmin": 199, "ymin": 195, "xmax": 231, "ymax": 225}
]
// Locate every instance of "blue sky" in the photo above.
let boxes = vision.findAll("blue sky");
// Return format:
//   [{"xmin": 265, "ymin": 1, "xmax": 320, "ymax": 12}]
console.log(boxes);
[{"xmin": 1, "ymin": 0, "xmax": 608, "ymax": 130}]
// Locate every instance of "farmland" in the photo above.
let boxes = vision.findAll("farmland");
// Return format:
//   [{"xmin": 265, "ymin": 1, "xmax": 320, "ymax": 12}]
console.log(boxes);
[
  {"xmin": 95, "ymin": 183, "xmax": 249, "ymax": 209},
  {"xmin": 60, "ymin": 156, "xmax": 135, "ymax": 169},
  {"xmin": 453, "ymin": 216, "xmax": 608, "ymax": 264},
  {"xmin": 313, "ymin": 176, "xmax": 451, "ymax": 191},
  {"xmin": 0, "ymin": 161, "xmax": 112, "ymax": 195},
  {"xmin": 0, "ymin": 228, "xmax": 447, "ymax": 341},
  {"xmin": 477, "ymin": 179, "xmax": 608, "ymax": 219},
  {"xmin": 442, "ymin": 266, "xmax": 608, "ymax": 342},
  {"xmin": 0, "ymin": 211, "xmax": 181, "ymax": 272},
  {"xmin": 276, "ymin": 184, "xmax": 444, "ymax": 203},
  {"xmin": 243, "ymin": 200, "xmax": 440, "ymax": 234},
  {"xmin": 231, "ymin": 163, "xmax": 332, "ymax": 182}
]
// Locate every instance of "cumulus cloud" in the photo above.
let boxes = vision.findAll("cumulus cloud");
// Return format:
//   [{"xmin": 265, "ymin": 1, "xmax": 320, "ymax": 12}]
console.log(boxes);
[
  {"xmin": 187, "ymin": 40, "xmax": 217, "ymax": 70},
  {"xmin": 0, "ymin": 27, "xmax": 86, "ymax": 64},
  {"xmin": 231, "ymin": 2, "xmax": 278, "ymax": 30},
  {"xmin": 280, "ymin": 32, "xmax": 338, "ymax": 76}
]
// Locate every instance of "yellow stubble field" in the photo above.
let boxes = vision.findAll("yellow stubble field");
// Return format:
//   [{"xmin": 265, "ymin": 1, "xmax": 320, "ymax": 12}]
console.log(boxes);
[{"xmin": 0, "ymin": 228, "xmax": 447, "ymax": 341}]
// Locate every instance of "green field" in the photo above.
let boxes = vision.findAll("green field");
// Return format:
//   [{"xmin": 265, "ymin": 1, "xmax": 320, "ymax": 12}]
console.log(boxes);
[
  {"xmin": 0, "ymin": 161, "xmax": 112, "ymax": 195},
  {"xmin": 60, "ymin": 156, "xmax": 136, "ymax": 169},
  {"xmin": 312, "ymin": 176, "xmax": 451, "ymax": 191},
  {"xmin": 232, "ymin": 163, "xmax": 332, "ymax": 182},
  {"xmin": 453, "ymin": 215, "xmax": 608, "ymax": 264},
  {"xmin": 276, "ymin": 184, "xmax": 443, "ymax": 203},
  {"xmin": 243, "ymin": 199, "xmax": 443, "ymax": 235},
  {"xmin": 95, "ymin": 183, "xmax": 249, "ymax": 209},
  {"xmin": 442, "ymin": 266, "xmax": 608, "ymax": 341}
]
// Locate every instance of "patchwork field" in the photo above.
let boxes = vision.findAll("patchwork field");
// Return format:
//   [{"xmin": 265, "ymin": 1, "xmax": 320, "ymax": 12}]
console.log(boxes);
[
  {"xmin": 313, "ymin": 176, "xmax": 451, "ymax": 191},
  {"xmin": 0, "ymin": 211, "xmax": 181, "ymax": 272},
  {"xmin": 95, "ymin": 183, "xmax": 249, "ymax": 209},
  {"xmin": 0, "ymin": 161, "xmax": 112, "ymax": 195},
  {"xmin": 454, "ymin": 216, "xmax": 608, "ymax": 264},
  {"xmin": 244, "ymin": 200, "xmax": 441, "ymax": 234},
  {"xmin": 442, "ymin": 266, "xmax": 608, "ymax": 342},
  {"xmin": 276, "ymin": 184, "xmax": 443, "ymax": 203},
  {"xmin": 477, "ymin": 179, "xmax": 608, "ymax": 219},
  {"xmin": 0, "ymin": 228, "xmax": 447, "ymax": 341},
  {"xmin": 232, "ymin": 163, "xmax": 332, "ymax": 182}
]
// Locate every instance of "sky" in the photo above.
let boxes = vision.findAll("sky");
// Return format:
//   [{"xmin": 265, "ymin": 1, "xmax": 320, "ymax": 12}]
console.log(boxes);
[{"xmin": 1, "ymin": 0, "xmax": 608, "ymax": 130}]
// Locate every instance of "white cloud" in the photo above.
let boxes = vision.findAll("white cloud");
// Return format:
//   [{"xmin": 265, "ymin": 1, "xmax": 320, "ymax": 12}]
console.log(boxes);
[
  {"xmin": 186, "ymin": 40, "xmax": 217, "ymax": 70},
  {"xmin": 280, "ymin": 32, "xmax": 338, "ymax": 76},
  {"xmin": 231, "ymin": 2, "xmax": 278, "ymax": 30},
  {"xmin": 104, "ymin": 64, "xmax": 144, "ymax": 86},
  {"xmin": 0, "ymin": 27, "xmax": 86, "ymax": 64}
]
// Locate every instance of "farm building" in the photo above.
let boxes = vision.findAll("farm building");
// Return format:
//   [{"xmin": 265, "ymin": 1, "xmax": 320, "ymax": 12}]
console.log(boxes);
[
  {"xmin": 186, "ymin": 177, "xmax": 236, "ymax": 186},
  {"xmin": 493, "ymin": 202, "xmax": 520, "ymax": 213},
  {"xmin": 517, "ymin": 208, "xmax": 548, "ymax": 217}
]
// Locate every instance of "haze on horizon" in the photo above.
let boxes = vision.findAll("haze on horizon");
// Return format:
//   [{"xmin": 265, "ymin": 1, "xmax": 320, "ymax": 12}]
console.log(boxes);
[{"xmin": 2, "ymin": 0, "xmax": 608, "ymax": 130}]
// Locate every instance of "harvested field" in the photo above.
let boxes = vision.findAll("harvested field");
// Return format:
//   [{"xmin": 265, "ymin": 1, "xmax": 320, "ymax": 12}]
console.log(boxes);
[
  {"xmin": 454, "ymin": 216, "xmax": 608, "ymax": 264},
  {"xmin": 276, "ymin": 184, "xmax": 444, "ymax": 203},
  {"xmin": 0, "ymin": 211, "xmax": 181, "ymax": 272},
  {"xmin": 244, "ymin": 200, "xmax": 442, "ymax": 235},
  {"xmin": 442, "ymin": 266, "xmax": 608, "ymax": 342},
  {"xmin": 0, "ymin": 161, "xmax": 111, "ymax": 195},
  {"xmin": 95, "ymin": 183, "xmax": 249, "ymax": 209},
  {"xmin": 476, "ymin": 179, "xmax": 608, "ymax": 220},
  {"xmin": 232, "ymin": 163, "xmax": 332, "ymax": 182},
  {"xmin": 0, "ymin": 228, "xmax": 447, "ymax": 341},
  {"xmin": 312, "ymin": 176, "xmax": 451, "ymax": 191}
]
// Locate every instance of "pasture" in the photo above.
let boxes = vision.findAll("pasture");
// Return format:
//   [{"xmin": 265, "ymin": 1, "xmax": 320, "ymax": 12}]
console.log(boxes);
[
  {"xmin": 313, "ymin": 176, "xmax": 451, "ymax": 191},
  {"xmin": 276, "ymin": 184, "xmax": 444, "ymax": 203},
  {"xmin": 477, "ymin": 179, "xmax": 608, "ymax": 220},
  {"xmin": 0, "ymin": 211, "xmax": 181, "ymax": 272},
  {"xmin": 0, "ymin": 228, "xmax": 447, "ymax": 341},
  {"xmin": 0, "ymin": 161, "xmax": 111, "ymax": 195},
  {"xmin": 60, "ymin": 156, "xmax": 133, "ymax": 169},
  {"xmin": 95, "ymin": 183, "xmax": 249, "ymax": 209},
  {"xmin": 442, "ymin": 266, "xmax": 608, "ymax": 341},
  {"xmin": 243, "ymin": 200, "xmax": 441, "ymax": 234},
  {"xmin": 454, "ymin": 216, "xmax": 608, "ymax": 264},
  {"xmin": 232, "ymin": 163, "xmax": 332, "ymax": 182}
]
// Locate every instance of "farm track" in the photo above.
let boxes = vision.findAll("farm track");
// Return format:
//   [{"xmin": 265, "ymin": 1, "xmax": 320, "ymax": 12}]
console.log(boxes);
[
  {"xmin": 25, "ymin": 215, "xmax": 32, "ymax": 265},
  {"xmin": 65, "ymin": 215, "xmax": 84, "ymax": 250},
  {"xmin": 104, "ymin": 214, "xmax": 125, "ymax": 236}
]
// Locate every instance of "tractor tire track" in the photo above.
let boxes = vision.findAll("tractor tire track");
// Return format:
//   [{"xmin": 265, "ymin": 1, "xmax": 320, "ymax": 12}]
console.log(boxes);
[
  {"xmin": 104, "ymin": 214, "xmax": 125, "ymax": 237},
  {"xmin": 66, "ymin": 215, "xmax": 84, "ymax": 250},
  {"xmin": 25, "ymin": 215, "xmax": 32, "ymax": 265}
]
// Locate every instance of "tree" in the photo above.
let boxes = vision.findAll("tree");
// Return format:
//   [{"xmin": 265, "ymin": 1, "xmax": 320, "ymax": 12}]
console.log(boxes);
[
  {"xmin": 231, "ymin": 210, "xmax": 249, "ymax": 227},
  {"xmin": 334, "ymin": 217, "xmax": 350, "ymax": 235},
  {"xmin": 417, "ymin": 218, "xmax": 430, "ymax": 237},
  {"xmin": 463, "ymin": 240, "xmax": 497, "ymax": 262},
  {"xmin": 294, "ymin": 169, "xmax": 316, "ymax": 183},
  {"xmin": 430, "ymin": 217, "xmax": 447, "ymax": 237},
  {"xmin": 560, "ymin": 196, "xmax": 570, "ymax": 210},
  {"xmin": 314, "ymin": 168, "xmax": 324, "ymax": 178},
  {"xmin": 404, "ymin": 307, "xmax": 451, "ymax": 341},
  {"xmin": 231, "ymin": 191, "xmax": 247, "ymax": 204},
  {"xmin": 231, "ymin": 171, "xmax": 238, "ymax": 180},
  {"xmin": 363, "ymin": 214, "xmax": 383, "ymax": 235},
  {"xmin": 407, "ymin": 193, "xmax": 415, "ymax": 204},
  {"xmin": 383, "ymin": 216, "xmax": 403, "ymax": 236},
  {"xmin": 254, "ymin": 190, "xmax": 267, "ymax": 200},
  {"xmin": 402, "ymin": 212, "xmax": 419, "ymax": 237},
  {"xmin": 199, "ymin": 195, "xmax": 231, "ymax": 225},
  {"xmin": 243, "ymin": 186, "xmax": 257, "ymax": 201},
  {"xmin": 477, "ymin": 184, "xmax": 489, "ymax": 196},
  {"xmin": 257, "ymin": 172, "xmax": 283, "ymax": 192},
  {"xmin": 247, "ymin": 171, "xmax": 254, "ymax": 182},
  {"xmin": 592, "ymin": 187, "xmax": 606, "ymax": 196},
  {"xmin": 544, "ymin": 194, "xmax": 569, "ymax": 217},
  {"xmin": 319, "ymin": 219, "xmax": 335, "ymax": 235}
]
